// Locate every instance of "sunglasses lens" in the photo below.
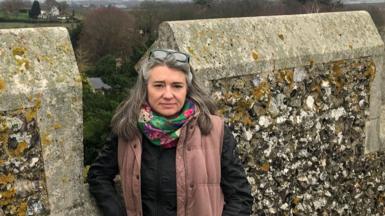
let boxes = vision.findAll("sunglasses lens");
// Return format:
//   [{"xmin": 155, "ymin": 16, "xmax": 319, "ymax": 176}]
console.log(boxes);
[
  {"xmin": 172, "ymin": 53, "xmax": 188, "ymax": 62},
  {"xmin": 150, "ymin": 50, "xmax": 189, "ymax": 63},
  {"xmin": 151, "ymin": 50, "xmax": 168, "ymax": 59}
]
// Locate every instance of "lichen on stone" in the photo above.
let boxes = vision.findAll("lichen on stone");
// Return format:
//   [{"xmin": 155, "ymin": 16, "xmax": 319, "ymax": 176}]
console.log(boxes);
[
  {"xmin": 0, "ymin": 109, "xmax": 49, "ymax": 215},
  {"xmin": 0, "ymin": 79, "xmax": 6, "ymax": 91}
]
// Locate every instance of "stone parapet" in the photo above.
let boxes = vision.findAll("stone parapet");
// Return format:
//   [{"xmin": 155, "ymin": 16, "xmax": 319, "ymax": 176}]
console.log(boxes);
[
  {"xmin": 143, "ymin": 11, "xmax": 385, "ymax": 214},
  {"xmin": 0, "ymin": 28, "xmax": 99, "ymax": 215},
  {"xmin": 148, "ymin": 10, "xmax": 384, "ymax": 153}
]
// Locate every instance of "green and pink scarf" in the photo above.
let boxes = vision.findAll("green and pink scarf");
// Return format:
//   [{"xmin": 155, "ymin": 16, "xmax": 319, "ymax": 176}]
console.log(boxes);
[{"xmin": 138, "ymin": 100, "xmax": 196, "ymax": 148}]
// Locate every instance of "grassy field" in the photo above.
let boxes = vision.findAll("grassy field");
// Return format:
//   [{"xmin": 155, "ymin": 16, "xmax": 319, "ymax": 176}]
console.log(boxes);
[
  {"xmin": 0, "ymin": 8, "xmax": 82, "ymax": 30},
  {"xmin": 0, "ymin": 22, "xmax": 77, "ymax": 29},
  {"xmin": 0, "ymin": 11, "xmax": 29, "ymax": 20}
]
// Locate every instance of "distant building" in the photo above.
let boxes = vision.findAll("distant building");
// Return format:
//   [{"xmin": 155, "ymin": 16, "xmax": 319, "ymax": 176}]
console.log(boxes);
[
  {"xmin": 50, "ymin": 6, "xmax": 60, "ymax": 17},
  {"xmin": 114, "ymin": 4, "xmax": 128, "ymax": 9},
  {"xmin": 87, "ymin": 77, "xmax": 112, "ymax": 93},
  {"xmin": 38, "ymin": 6, "xmax": 60, "ymax": 20}
]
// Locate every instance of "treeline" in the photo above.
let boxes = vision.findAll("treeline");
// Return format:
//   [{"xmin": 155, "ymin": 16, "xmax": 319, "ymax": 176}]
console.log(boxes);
[{"xmin": 78, "ymin": 0, "xmax": 385, "ymax": 165}]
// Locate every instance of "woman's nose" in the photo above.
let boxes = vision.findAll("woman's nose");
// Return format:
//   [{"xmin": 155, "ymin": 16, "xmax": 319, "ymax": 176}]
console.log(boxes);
[{"xmin": 163, "ymin": 87, "xmax": 173, "ymax": 99}]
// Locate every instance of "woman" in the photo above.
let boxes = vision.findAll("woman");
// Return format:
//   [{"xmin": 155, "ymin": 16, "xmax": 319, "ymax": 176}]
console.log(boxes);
[{"xmin": 88, "ymin": 49, "xmax": 253, "ymax": 216}]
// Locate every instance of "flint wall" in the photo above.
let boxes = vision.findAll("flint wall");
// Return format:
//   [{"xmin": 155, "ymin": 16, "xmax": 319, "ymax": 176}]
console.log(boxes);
[{"xmin": 148, "ymin": 11, "xmax": 385, "ymax": 214}]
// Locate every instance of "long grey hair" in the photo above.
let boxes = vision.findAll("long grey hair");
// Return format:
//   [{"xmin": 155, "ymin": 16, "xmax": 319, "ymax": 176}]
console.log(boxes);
[{"xmin": 111, "ymin": 54, "xmax": 217, "ymax": 140}]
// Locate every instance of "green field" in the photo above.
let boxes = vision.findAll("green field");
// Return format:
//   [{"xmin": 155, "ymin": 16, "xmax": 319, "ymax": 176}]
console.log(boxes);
[
  {"xmin": 0, "ymin": 11, "xmax": 29, "ymax": 20},
  {"xmin": 0, "ymin": 22, "xmax": 77, "ymax": 29}
]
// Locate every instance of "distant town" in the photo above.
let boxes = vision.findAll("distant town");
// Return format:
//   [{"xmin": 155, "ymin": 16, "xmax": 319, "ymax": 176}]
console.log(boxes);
[{"xmin": 56, "ymin": 0, "xmax": 385, "ymax": 8}]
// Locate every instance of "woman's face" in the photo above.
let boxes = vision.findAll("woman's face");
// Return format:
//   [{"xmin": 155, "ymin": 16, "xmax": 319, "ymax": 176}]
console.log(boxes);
[{"xmin": 147, "ymin": 65, "xmax": 188, "ymax": 118}]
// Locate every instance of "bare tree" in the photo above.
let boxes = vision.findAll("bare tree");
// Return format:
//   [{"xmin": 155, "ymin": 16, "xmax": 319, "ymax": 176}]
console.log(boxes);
[
  {"xmin": 57, "ymin": 1, "xmax": 69, "ymax": 15},
  {"xmin": 79, "ymin": 7, "xmax": 138, "ymax": 62},
  {"xmin": 44, "ymin": 0, "xmax": 59, "ymax": 9}
]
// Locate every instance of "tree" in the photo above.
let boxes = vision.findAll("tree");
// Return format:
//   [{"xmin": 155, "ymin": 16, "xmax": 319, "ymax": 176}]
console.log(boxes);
[
  {"xmin": 193, "ymin": 0, "xmax": 213, "ymax": 6},
  {"xmin": 83, "ymin": 56, "xmax": 138, "ymax": 165},
  {"xmin": 44, "ymin": 0, "xmax": 59, "ymax": 9},
  {"xmin": 79, "ymin": 7, "xmax": 138, "ymax": 62},
  {"xmin": 58, "ymin": 1, "xmax": 69, "ymax": 15},
  {"xmin": 297, "ymin": 0, "xmax": 342, "ymax": 8},
  {"xmin": 29, "ymin": 0, "xmax": 41, "ymax": 19},
  {"xmin": 0, "ymin": 0, "xmax": 27, "ymax": 17}
]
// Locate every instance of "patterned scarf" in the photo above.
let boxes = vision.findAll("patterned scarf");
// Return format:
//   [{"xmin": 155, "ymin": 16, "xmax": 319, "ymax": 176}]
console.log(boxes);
[{"xmin": 138, "ymin": 99, "xmax": 196, "ymax": 148}]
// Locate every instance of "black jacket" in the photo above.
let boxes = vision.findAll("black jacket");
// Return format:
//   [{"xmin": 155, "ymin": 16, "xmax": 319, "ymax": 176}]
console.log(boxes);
[{"xmin": 88, "ymin": 126, "xmax": 253, "ymax": 216}]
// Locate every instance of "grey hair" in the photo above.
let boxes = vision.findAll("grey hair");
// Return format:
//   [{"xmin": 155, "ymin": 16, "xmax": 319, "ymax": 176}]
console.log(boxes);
[
  {"xmin": 142, "ymin": 54, "xmax": 193, "ymax": 84},
  {"xmin": 111, "ymin": 52, "xmax": 217, "ymax": 140}
]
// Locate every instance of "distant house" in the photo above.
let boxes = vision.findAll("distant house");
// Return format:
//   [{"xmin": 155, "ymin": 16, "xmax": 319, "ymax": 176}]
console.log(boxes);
[
  {"xmin": 115, "ymin": 4, "xmax": 128, "ymax": 9},
  {"xmin": 38, "ymin": 10, "xmax": 48, "ymax": 19},
  {"xmin": 87, "ymin": 77, "xmax": 112, "ymax": 93},
  {"xmin": 38, "ymin": 6, "xmax": 60, "ymax": 20},
  {"xmin": 50, "ymin": 6, "xmax": 60, "ymax": 17}
]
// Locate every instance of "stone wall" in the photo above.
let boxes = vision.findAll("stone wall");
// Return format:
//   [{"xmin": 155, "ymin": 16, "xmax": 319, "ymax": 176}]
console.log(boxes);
[
  {"xmin": 0, "ymin": 28, "xmax": 99, "ymax": 216},
  {"xmin": 147, "ymin": 11, "xmax": 385, "ymax": 214},
  {"xmin": 1, "ymin": 11, "xmax": 385, "ymax": 216}
]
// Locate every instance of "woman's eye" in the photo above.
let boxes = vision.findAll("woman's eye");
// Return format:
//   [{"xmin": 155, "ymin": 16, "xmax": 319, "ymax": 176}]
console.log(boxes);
[{"xmin": 154, "ymin": 84, "xmax": 164, "ymax": 88}]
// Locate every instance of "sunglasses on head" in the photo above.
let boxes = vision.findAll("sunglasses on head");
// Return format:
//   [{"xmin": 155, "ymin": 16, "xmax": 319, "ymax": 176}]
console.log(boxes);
[{"xmin": 149, "ymin": 49, "xmax": 190, "ymax": 63}]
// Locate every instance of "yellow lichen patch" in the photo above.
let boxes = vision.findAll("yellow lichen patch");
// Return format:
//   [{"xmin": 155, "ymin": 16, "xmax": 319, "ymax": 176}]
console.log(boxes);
[
  {"xmin": 223, "ymin": 92, "xmax": 241, "ymax": 101},
  {"xmin": 240, "ymin": 115, "xmax": 253, "ymax": 126},
  {"xmin": 53, "ymin": 123, "xmax": 62, "ymax": 129},
  {"xmin": 330, "ymin": 61, "xmax": 345, "ymax": 92},
  {"xmin": 235, "ymin": 98, "xmax": 252, "ymax": 112},
  {"xmin": 41, "ymin": 133, "xmax": 51, "ymax": 145},
  {"xmin": 260, "ymin": 162, "xmax": 270, "ymax": 172},
  {"xmin": 25, "ymin": 97, "xmax": 42, "ymax": 122},
  {"xmin": 27, "ymin": 95, "xmax": 34, "ymax": 102},
  {"xmin": 252, "ymin": 81, "xmax": 270, "ymax": 100},
  {"xmin": 310, "ymin": 83, "xmax": 321, "ymax": 94},
  {"xmin": 12, "ymin": 47, "xmax": 26, "ymax": 57},
  {"xmin": 332, "ymin": 61, "xmax": 343, "ymax": 76},
  {"xmin": 62, "ymin": 175, "xmax": 69, "ymax": 183},
  {"xmin": 0, "ymin": 79, "xmax": 6, "ymax": 91},
  {"xmin": 57, "ymin": 44, "xmax": 71, "ymax": 54},
  {"xmin": 251, "ymin": 50, "xmax": 259, "ymax": 61},
  {"xmin": 377, "ymin": 192, "xmax": 385, "ymax": 203},
  {"xmin": 309, "ymin": 59, "xmax": 314, "ymax": 67},
  {"xmin": 0, "ymin": 188, "xmax": 16, "ymax": 206},
  {"xmin": 187, "ymin": 46, "xmax": 195, "ymax": 56},
  {"xmin": 365, "ymin": 62, "xmax": 376, "ymax": 81},
  {"xmin": 351, "ymin": 62, "xmax": 362, "ymax": 70},
  {"xmin": 38, "ymin": 55, "xmax": 54, "ymax": 64},
  {"xmin": 0, "ymin": 133, "xmax": 9, "ymax": 146},
  {"xmin": 17, "ymin": 201, "xmax": 28, "ymax": 216},
  {"xmin": 0, "ymin": 174, "xmax": 15, "ymax": 184},
  {"xmin": 0, "ymin": 118, "xmax": 8, "ymax": 132},
  {"xmin": 278, "ymin": 33, "xmax": 284, "ymax": 40},
  {"xmin": 15, "ymin": 58, "xmax": 30, "ymax": 70},
  {"xmin": 292, "ymin": 196, "xmax": 301, "ymax": 205},
  {"xmin": 25, "ymin": 108, "xmax": 37, "ymax": 122},
  {"xmin": 216, "ymin": 109, "xmax": 225, "ymax": 117},
  {"xmin": 0, "ymin": 159, "xmax": 4, "ymax": 165},
  {"xmin": 9, "ymin": 141, "xmax": 28, "ymax": 157},
  {"xmin": 277, "ymin": 69, "xmax": 294, "ymax": 87}
]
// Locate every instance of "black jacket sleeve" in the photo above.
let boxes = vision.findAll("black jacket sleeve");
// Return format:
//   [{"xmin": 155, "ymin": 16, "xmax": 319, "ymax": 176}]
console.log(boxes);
[
  {"xmin": 221, "ymin": 126, "xmax": 254, "ymax": 216},
  {"xmin": 87, "ymin": 135, "xmax": 127, "ymax": 216}
]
